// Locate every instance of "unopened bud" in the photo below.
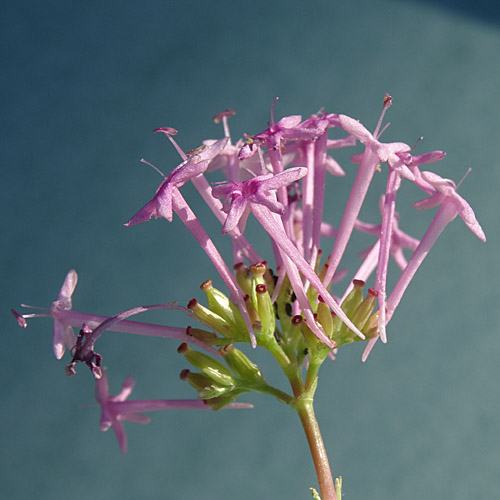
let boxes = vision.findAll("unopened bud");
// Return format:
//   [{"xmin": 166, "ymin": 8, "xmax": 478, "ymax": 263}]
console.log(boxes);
[
  {"xmin": 255, "ymin": 283, "xmax": 275, "ymax": 337},
  {"xmin": 351, "ymin": 288, "xmax": 378, "ymax": 331},
  {"xmin": 220, "ymin": 344, "xmax": 264, "ymax": 382},
  {"xmin": 180, "ymin": 369, "xmax": 231, "ymax": 399},
  {"xmin": 186, "ymin": 326, "xmax": 219, "ymax": 346},
  {"xmin": 187, "ymin": 298, "xmax": 235, "ymax": 337},
  {"xmin": 178, "ymin": 343, "xmax": 235, "ymax": 387},
  {"xmin": 200, "ymin": 281, "xmax": 246, "ymax": 333}
]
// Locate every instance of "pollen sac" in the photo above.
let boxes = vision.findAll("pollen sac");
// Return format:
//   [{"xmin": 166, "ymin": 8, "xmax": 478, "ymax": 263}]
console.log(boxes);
[{"xmin": 178, "ymin": 342, "xmax": 235, "ymax": 388}]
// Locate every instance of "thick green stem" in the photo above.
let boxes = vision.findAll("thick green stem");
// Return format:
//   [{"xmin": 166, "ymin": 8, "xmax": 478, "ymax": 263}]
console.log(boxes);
[{"xmin": 296, "ymin": 402, "xmax": 337, "ymax": 500}]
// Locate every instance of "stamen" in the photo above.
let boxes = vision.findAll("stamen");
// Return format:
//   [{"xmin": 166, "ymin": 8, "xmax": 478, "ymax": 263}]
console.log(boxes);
[
  {"xmin": 373, "ymin": 93, "xmax": 392, "ymax": 138},
  {"xmin": 270, "ymin": 96, "xmax": 279, "ymax": 126},
  {"xmin": 154, "ymin": 127, "xmax": 188, "ymax": 161},
  {"xmin": 140, "ymin": 159, "xmax": 166, "ymax": 179}
]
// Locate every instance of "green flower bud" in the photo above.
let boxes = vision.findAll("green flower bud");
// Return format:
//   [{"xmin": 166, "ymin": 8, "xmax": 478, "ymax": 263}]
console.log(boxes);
[
  {"xmin": 255, "ymin": 283, "xmax": 275, "ymax": 337},
  {"xmin": 200, "ymin": 280, "xmax": 247, "ymax": 332},
  {"xmin": 351, "ymin": 288, "xmax": 378, "ymax": 331},
  {"xmin": 187, "ymin": 298, "xmax": 236, "ymax": 338},
  {"xmin": 316, "ymin": 297, "xmax": 333, "ymax": 339},
  {"xmin": 177, "ymin": 342, "xmax": 235, "ymax": 387},
  {"xmin": 220, "ymin": 344, "xmax": 264, "ymax": 382},
  {"xmin": 180, "ymin": 369, "xmax": 231, "ymax": 399},
  {"xmin": 186, "ymin": 326, "xmax": 219, "ymax": 346},
  {"xmin": 332, "ymin": 279, "xmax": 365, "ymax": 336},
  {"xmin": 335, "ymin": 476, "xmax": 342, "ymax": 500},
  {"xmin": 204, "ymin": 392, "xmax": 242, "ymax": 411},
  {"xmin": 234, "ymin": 263, "xmax": 254, "ymax": 296},
  {"xmin": 362, "ymin": 311, "xmax": 379, "ymax": 339}
]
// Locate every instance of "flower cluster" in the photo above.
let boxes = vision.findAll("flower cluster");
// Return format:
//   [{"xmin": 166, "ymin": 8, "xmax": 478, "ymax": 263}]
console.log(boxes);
[{"xmin": 13, "ymin": 95, "xmax": 485, "ymax": 457}]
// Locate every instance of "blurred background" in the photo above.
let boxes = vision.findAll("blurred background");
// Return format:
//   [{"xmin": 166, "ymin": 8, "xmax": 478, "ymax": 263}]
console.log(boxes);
[{"xmin": 2, "ymin": 0, "xmax": 499, "ymax": 499}]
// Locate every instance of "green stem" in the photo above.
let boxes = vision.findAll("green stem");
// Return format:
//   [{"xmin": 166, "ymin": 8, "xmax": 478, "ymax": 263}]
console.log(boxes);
[
  {"xmin": 296, "ymin": 401, "xmax": 337, "ymax": 500},
  {"xmin": 250, "ymin": 382, "xmax": 294, "ymax": 405}
]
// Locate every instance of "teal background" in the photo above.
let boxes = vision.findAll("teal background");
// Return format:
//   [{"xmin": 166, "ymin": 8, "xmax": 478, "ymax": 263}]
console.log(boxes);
[{"xmin": 2, "ymin": 1, "xmax": 499, "ymax": 499}]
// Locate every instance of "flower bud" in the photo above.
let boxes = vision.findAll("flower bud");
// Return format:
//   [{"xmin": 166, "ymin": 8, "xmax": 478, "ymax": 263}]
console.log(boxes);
[
  {"xmin": 187, "ymin": 298, "xmax": 236, "ymax": 338},
  {"xmin": 178, "ymin": 342, "xmax": 235, "ymax": 387},
  {"xmin": 332, "ymin": 280, "xmax": 365, "ymax": 336},
  {"xmin": 180, "ymin": 369, "xmax": 231, "ymax": 399},
  {"xmin": 234, "ymin": 263, "xmax": 253, "ymax": 296},
  {"xmin": 351, "ymin": 288, "xmax": 378, "ymax": 331},
  {"xmin": 255, "ymin": 283, "xmax": 275, "ymax": 337},
  {"xmin": 204, "ymin": 393, "xmax": 241, "ymax": 411},
  {"xmin": 220, "ymin": 344, "xmax": 264, "ymax": 382},
  {"xmin": 200, "ymin": 280, "xmax": 246, "ymax": 332},
  {"xmin": 186, "ymin": 326, "xmax": 219, "ymax": 346},
  {"xmin": 316, "ymin": 297, "xmax": 333, "ymax": 339}
]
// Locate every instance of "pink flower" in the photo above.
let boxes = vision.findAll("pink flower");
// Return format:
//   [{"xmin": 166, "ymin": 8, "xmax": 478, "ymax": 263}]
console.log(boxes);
[
  {"xmin": 212, "ymin": 167, "xmax": 308, "ymax": 233},
  {"xmin": 126, "ymin": 136, "xmax": 228, "ymax": 226},
  {"xmin": 95, "ymin": 372, "xmax": 253, "ymax": 454},
  {"xmin": 413, "ymin": 171, "xmax": 486, "ymax": 242},
  {"xmin": 11, "ymin": 269, "xmax": 78, "ymax": 359}
]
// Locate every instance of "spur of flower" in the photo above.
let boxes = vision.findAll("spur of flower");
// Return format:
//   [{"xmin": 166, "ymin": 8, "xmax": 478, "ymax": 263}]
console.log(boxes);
[{"xmin": 13, "ymin": 95, "xmax": 485, "ymax": 500}]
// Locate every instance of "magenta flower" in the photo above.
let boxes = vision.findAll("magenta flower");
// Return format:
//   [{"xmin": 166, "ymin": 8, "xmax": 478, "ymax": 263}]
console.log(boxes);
[
  {"xmin": 212, "ymin": 167, "xmax": 308, "ymax": 233},
  {"xmin": 126, "ymin": 135, "xmax": 228, "ymax": 226},
  {"xmin": 413, "ymin": 171, "xmax": 486, "ymax": 241},
  {"xmin": 12, "ymin": 269, "xmax": 78, "ymax": 359},
  {"xmin": 95, "ymin": 372, "xmax": 252, "ymax": 454},
  {"xmin": 13, "ymin": 270, "xmax": 222, "ymax": 360}
]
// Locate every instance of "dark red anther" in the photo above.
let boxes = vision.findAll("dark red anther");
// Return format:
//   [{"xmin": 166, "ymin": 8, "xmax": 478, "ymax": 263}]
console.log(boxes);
[
  {"xmin": 187, "ymin": 298, "xmax": 198, "ymax": 309},
  {"xmin": 200, "ymin": 280, "xmax": 212, "ymax": 291},
  {"xmin": 353, "ymin": 279, "xmax": 365, "ymax": 287},
  {"xmin": 153, "ymin": 126, "xmax": 178, "ymax": 136},
  {"xmin": 180, "ymin": 369, "xmax": 190, "ymax": 380},
  {"xmin": 255, "ymin": 284, "xmax": 267, "ymax": 294},
  {"xmin": 250, "ymin": 262, "xmax": 267, "ymax": 275},
  {"xmin": 177, "ymin": 342, "xmax": 189, "ymax": 354},
  {"xmin": 213, "ymin": 109, "xmax": 236, "ymax": 123},
  {"xmin": 368, "ymin": 288, "xmax": 378, "ymax": 297},
  {"xmin": 291, "ymin": 315, "xmax": 303, "ymax": 326}
]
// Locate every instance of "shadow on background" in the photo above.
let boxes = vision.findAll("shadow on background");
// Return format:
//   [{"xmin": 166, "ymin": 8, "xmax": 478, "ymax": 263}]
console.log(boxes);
[{"xmin": 403, "ymin": 0, "xmax": 500, "ymax": 25}]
